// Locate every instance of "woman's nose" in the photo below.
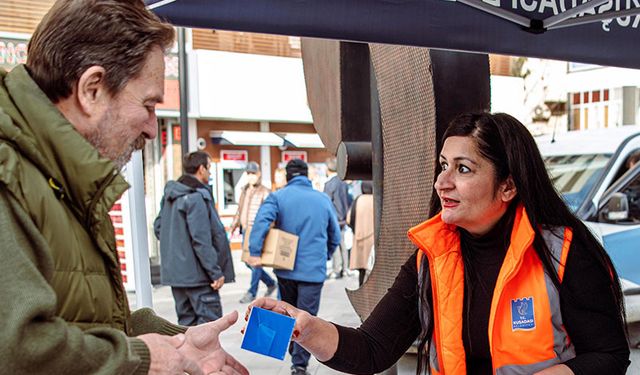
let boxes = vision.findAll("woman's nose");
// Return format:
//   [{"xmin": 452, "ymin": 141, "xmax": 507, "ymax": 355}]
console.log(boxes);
[{"xmin": 434, "ymin": 169, "xmax": 453, "ymax": 191}]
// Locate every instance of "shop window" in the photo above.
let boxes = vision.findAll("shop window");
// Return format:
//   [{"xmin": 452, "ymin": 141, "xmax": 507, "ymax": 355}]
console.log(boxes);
[
  {"xmin": 584, "ymin": 108, "xmax": 589, "ymax": 129},
  {"xmin": 223, "ymin": 169, "xmax": 244, "ymax": 206},
  {"xmin": 571, "ymin": 108, "xmax": 580, "ymax": 130}
]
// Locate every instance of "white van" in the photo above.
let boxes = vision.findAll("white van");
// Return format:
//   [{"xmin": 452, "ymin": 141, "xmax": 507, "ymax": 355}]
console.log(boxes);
[{"xmin": 536, "ymin": 127, "xmax": 640, "ymax": 321}]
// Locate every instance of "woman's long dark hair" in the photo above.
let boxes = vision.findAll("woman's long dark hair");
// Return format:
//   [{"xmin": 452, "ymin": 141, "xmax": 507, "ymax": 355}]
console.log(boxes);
[{"xmin": 416, "ymin": 112, "xmax": 626, "ymax": 374}]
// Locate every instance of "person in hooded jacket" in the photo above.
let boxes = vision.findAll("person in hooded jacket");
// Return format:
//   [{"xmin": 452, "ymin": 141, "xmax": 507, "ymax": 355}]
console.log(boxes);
[
  {"xmin": 154, "ymin": 151, "xmax": 235, "ymax": 326},
  {"xmin": 0, "ymin": 1, "xmax": 247, "ymax": 374}
]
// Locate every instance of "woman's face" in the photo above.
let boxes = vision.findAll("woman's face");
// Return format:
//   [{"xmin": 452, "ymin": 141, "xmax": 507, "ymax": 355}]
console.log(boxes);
[{"xmin": 434, "ymin": 136, "xmax": 516, "ymax": 236}]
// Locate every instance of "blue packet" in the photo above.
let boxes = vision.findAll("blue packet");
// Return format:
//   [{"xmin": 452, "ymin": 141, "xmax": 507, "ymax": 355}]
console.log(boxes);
[{"xmin": 241, "ymin": 306, "xmax": 296, "ymax": 360}]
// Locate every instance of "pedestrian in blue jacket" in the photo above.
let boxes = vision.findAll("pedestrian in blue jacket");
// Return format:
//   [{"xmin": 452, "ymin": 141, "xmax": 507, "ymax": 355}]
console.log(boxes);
[
  {"xmin": 154, "ymin": 151, "xmax": 235, "ymax": 326},
  {"xmin": 247, "ymin": 158, "xmax": 341, "ymax": 375}
]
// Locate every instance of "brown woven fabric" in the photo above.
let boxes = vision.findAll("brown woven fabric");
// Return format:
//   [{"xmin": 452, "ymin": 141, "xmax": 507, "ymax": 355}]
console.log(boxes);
[
  {"xmin": 347, "ymin": 45, "xmax": 437, "ymax": 321},
  {"xmin": 301, "ymin": 38, "xmax": 342, "ymax": 153}
]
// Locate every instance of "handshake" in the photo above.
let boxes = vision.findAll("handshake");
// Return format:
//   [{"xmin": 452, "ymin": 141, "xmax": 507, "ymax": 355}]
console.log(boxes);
[{"xmin": 137, "ymin": 297, "xmax": 330, "ymax": 375}]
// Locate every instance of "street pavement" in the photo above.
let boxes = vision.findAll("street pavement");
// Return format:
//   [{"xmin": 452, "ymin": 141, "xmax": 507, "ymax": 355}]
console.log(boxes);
[{"xmin": 130, "ymin": 250, "xmax": 640, "ymax": 374}]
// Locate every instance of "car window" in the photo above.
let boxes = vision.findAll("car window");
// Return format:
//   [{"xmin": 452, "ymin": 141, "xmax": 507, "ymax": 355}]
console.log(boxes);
[
  {"xmin": 616, "ymin": 173, "xmax": 640, "ymax": 222},
  {"xmin": 544, "ymin": 154, "xmax": 611, "ymax": 212}
]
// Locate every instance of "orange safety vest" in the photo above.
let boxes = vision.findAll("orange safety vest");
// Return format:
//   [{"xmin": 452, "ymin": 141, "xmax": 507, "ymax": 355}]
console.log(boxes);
[{"xmin": 407, "ymin": 204, "xmax": 575, "ymax": 375}]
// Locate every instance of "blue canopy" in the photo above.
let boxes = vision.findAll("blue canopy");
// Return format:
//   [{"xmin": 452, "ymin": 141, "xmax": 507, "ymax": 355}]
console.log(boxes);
[{"xmin": 148, "ymin": 0, "xmax": 640, "ymax": 69}]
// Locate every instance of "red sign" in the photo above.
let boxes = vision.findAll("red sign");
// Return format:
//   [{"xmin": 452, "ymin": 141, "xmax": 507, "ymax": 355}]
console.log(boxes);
[
  {"xmin": 282, "ymin": 151, "xmax": 307, "ymax": 163},
  {"xmin": 173, "ymin": 126, "xmax": 181, "ymax": 143},
  {"xmin": 221, "ymin": 150, "xmax": 248, "ymax": 162}
]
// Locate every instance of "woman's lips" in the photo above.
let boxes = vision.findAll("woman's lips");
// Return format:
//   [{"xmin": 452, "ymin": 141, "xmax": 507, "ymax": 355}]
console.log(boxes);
[{"xmin": 441, "ymin": 197, "xmax": 459, "ymax": 208}]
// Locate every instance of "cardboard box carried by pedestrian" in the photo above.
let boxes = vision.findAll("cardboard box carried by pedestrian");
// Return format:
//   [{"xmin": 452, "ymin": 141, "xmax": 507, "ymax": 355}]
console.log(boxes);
[{"xmin": 260, "ymin": 229, "xmax": 298, "ymax": 270}]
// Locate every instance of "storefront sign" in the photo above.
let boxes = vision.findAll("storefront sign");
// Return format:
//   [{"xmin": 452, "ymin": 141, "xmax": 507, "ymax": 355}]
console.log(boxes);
[
  {"xmin": 0, "ymin": 37, "xmax": 28, "ymax": 71},
  {"xmin": 221, "ymin": 150, "xmax": 248, "ymax": 162},
  {"xmin": 282, "ymin": 150, "xmax": 307, "ymax": 163},
  {"xmin": 156, "ymin": 52, "xmax": 180, "ymax": 111}
]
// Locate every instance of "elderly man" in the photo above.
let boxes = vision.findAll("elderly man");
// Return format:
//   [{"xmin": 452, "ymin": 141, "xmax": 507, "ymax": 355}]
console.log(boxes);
[{"xmin": 0, "ymin": 1, "xmax": 247, "ymax": 374}]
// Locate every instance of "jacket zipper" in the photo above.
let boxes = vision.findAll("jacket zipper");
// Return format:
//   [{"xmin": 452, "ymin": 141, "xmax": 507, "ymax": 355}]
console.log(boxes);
[{"xmin": 488, "ymin": 237, "xmax": 533, "ymax": 374}]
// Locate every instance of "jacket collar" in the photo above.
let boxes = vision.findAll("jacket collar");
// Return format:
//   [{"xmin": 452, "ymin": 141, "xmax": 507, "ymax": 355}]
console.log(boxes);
[
  {"xmin": 0, "ymin": 65, "xmax": 128, "ymax": 224},
  {"xmin": 178, "ymin": 174, "xmax": 207, "ymax": 190},
  {"xmin": 408, "ymin": 203, "xmax": 535, "ymax": 262},
  {"xmin": 286, "ymin": 175, "xmax": 312, "ymax": 187}
]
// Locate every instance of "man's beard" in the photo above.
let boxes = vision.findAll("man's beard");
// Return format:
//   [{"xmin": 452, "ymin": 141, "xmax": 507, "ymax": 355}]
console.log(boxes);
[
  {"xmin": 86, "ymin": 111, "xmax": 147, "ymax": 169},
  {"xmin": 112, "ymin": 135, "xmax": 146, "ymax": 169}
]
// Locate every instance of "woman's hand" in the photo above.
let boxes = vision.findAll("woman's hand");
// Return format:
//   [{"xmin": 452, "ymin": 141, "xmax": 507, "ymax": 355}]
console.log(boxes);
[
  {"xmin": 534, "ymin": 364, "xmax": 574, "ymax": 375},
  {"xmin": 245, "ymin": 297, "xmax": 339, "ymax": 361},
  {"xmin": 245, "ymin": 298, "xmax": 309, "ymax": 342}
]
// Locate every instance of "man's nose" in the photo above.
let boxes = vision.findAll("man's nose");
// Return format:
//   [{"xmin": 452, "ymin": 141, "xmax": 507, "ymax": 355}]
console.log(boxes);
[{"xmin": 143, "ymin": 112, "xmax": 158, "ymax": 139}]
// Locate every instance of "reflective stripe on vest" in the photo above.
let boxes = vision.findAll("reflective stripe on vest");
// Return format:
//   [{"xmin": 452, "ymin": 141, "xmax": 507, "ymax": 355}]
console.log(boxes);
[{"xmin": 411, "ymin": 205, "xmax": 576, "ymax": 375}]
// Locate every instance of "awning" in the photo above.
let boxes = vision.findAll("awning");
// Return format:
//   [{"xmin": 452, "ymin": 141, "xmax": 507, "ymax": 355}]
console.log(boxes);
[
  {"xmin": 282, "ymin": 133, "xmax": 325, "ymax": 148},
  {"xmin": 210, "ymin": 130, "xmax": 325, "ymax": 148},
  {"xmin": 148, "ymin": 0, "xmax": 640, "ymax": 69},
  {"xmin": 210, "ymin": 131, "xmax": 284, "ymax": 146}
]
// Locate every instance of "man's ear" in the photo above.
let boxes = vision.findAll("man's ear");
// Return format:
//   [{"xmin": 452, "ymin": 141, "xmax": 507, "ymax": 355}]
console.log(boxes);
[
  {"xmin": 76, "ymin": 66, "xmax": 108, "ymax": 116},
  {"xmin": 500, "ymin": 175, "xmax": 518, "ymax": 203}
]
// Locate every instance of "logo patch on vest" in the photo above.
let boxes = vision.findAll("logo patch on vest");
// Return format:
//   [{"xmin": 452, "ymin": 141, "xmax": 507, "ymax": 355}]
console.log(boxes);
[{"xmin": 511, "ymin": 297, "xmax": 535, "ymax": 331}]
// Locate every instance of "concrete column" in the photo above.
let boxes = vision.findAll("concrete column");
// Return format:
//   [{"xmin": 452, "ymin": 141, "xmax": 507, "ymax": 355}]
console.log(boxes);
[
  {"xmin": 125, "ymin": 151, "xmax": 153, "ymax": 308},
  {"xmin": 622, "ymin": 86, "xmax": 638, "ymax": 126},
  {"xmin": 188, "ymin": 117, "xmax": 198, "ymax": 152},
  {"xmin": 260, "ymin": 121, "xmax": 272, "ymax": 189}
]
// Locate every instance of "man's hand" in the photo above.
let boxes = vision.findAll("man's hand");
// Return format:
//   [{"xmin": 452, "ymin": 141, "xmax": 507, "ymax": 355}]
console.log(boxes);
[
  {"xmin": 180, "ymin": 311, "xmax": 249, "ymax": 375},
  {"xmin": 246, "ymin": 255, "xmax": 262, "ymax": 267},
  {"xmin": 211, "ymin": 276, "xmax": 225, "ymax": 290},
  {"xmin": 138, "ymin": 333, "xmax": 203, "ymax": 375}
]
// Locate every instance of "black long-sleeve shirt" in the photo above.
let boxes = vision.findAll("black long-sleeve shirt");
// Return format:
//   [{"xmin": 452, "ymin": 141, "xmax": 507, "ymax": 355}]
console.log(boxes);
[{"xmin": 323, "ymin": 224, "xmax": 630, "ymax": 375}]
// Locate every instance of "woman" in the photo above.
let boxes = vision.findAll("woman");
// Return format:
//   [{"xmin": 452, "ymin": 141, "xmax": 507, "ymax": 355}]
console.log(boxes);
[
  {"xmin": 248, "ymin": 113, "xmax": 630, "ymax": 375},
  {"xmin": 346, "ymin": 180, "xmax": 375, "ymax": 286}
]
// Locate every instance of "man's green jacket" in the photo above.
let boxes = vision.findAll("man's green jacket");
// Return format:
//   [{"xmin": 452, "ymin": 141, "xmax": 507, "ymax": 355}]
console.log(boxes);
[{"xmin": 0, "ymin": 65, "xmax": 185, "ymax": 374}]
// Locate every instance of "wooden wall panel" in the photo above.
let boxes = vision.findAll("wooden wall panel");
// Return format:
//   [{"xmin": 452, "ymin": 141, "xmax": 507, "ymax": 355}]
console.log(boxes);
[
  {"xmin": 192, "ymin": 29, "xmax": 301, "ymax": 58},
  {"xmin": 0, "ymin": 0, "xmax": 54, "ymax": 35},
  {"xmin": 489, "ymin": 54, "xmax": 514, "ymax": 76}
]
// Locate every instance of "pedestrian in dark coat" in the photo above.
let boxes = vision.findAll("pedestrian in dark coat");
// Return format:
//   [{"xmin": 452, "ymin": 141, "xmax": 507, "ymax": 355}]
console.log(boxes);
[{"xmin": 154, "ymin": 151, "xmax": 235, "ymax": 326}]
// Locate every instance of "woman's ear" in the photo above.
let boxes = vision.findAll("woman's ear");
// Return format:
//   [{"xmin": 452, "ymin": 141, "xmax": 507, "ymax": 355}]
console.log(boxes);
[{"xmin": 500, "ymin": 176, "xmax": 518, "ymax": 203}]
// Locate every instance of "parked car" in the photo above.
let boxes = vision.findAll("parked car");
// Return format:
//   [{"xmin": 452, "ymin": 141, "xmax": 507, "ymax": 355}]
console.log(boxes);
[{"xmin": 536, "ymin": 126, "xmax": 640, "ymax": 322}]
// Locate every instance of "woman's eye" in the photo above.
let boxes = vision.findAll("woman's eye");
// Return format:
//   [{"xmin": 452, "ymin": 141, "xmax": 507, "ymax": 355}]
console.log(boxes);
[
  {"xmin": 458, "ymin": 165, "xmax": 470, "ymax": 173},
  {"xmin": 440, "ymin": 162, "xmax": 448, "ymax": 170}
]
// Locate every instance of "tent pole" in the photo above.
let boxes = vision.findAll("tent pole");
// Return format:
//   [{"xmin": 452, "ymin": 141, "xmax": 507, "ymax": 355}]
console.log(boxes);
[{"xmin": 456, "ymin": 0, "xmax": 530, "ymax": 27}]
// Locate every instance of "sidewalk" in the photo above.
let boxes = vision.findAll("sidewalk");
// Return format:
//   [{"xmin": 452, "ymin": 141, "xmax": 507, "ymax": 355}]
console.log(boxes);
[{"xmin": 129, "ymin": 250, "xmax": 416, "ymax": 374}]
